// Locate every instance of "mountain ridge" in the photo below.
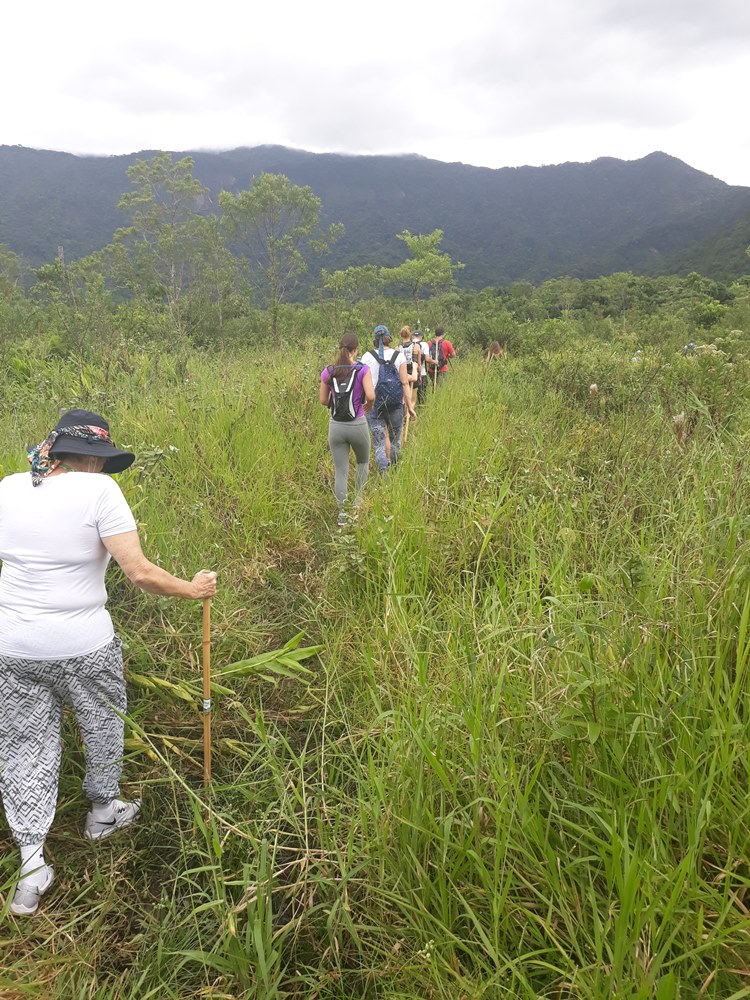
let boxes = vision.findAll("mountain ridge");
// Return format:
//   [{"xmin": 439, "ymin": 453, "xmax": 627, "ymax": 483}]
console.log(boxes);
[{"xmin": 1, "ymin": 144, "xmax": 748, "ymax": 285}]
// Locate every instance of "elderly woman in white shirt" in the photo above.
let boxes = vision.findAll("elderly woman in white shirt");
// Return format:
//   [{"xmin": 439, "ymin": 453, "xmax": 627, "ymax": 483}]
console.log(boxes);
[{"xmin": 0, "ymin": 409, "xmax": 217, "ymax": 916}]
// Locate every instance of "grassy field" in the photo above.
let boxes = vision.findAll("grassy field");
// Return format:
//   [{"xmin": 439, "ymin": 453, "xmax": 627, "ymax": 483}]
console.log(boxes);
[{"xmin": 2, "ymin": 328, "xmax": 750, "ymax": 998}]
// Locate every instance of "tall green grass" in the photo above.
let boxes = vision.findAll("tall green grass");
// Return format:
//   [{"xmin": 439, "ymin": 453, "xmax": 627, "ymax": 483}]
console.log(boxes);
[{"xmin": 2, "ymin": 336, "xmax": 750, "ymax": 997}]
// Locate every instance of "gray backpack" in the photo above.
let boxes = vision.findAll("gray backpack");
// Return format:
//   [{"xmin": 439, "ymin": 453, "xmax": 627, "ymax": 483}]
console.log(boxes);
[{"xmin": 327, "ymin": 363, "xmax": 364, "ymax": 422}]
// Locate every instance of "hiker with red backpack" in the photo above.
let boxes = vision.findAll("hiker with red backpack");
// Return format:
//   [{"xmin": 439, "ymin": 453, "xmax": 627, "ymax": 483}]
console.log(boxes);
[
  {"xmin": 361, "ymin": 325, "xmax": 416, "ymax": 474},
  {"xmin": 425, "ymin": 326, "xmax": 456, "ymax": 387},
  {"xmin": 320, "ymin": 333, "xmax": 375, "ymax": 526}
]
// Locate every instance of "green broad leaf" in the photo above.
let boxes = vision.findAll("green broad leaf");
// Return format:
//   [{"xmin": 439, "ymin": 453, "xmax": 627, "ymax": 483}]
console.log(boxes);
[
  {"xmin": 218, "ymin": 640, "xmax": 320, "ymax": 678},
  {"xmin": 148, "ymin": 676, "xmax": 196, "ymax": 704},
  {"xmin": 283, "ymin": 644, "xmax": 323, "ymax": 660},
  {"xmin": 276, "ymin": 656, "xmax": 315, "ymax": 674},
  {"xmin": 587, "ymin": 721, "xmax": 602, "ymax": 744},
  {"xmin": 127, "ymin": 670, "xmax": 157, "ymax": 689},
  {"xmin": 655, "ymin": 972, "xmax": 676, "ymax": 1000},
  {"xmin": 281, "ymin": 631, "xmax": 305, "ymax": 651},
  {"xmin": 208, "ymin": 681, "xmax": 236, "ymax": 696}
]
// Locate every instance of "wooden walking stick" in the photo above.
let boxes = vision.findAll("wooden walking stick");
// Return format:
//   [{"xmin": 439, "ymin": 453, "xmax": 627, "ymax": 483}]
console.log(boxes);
[{"xmin": 202, "ymin": 597, "xmax": 212, "ymax": 787}]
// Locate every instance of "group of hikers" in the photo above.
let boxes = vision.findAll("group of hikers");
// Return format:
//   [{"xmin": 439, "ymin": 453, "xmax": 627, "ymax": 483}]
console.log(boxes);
[
  {"xmin": 0, "ymin": 324, "xmax": 454, "ymax": 918},
  {"xmin": 320, "ymin": 323, "xmax": 456, "ymax": 525}
]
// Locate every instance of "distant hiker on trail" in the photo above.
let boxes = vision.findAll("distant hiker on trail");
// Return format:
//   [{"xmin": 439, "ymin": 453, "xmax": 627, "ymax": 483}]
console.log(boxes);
[
  {"xmin": 320, "ymin": 333, "xmax": 375, "ymax": 527},
  {"xmin": 426, "ymin": 326, "xmax": 456, "ymax": 387},
  {"xmin": 0, "ymin": 409, "xmax": 217, "ymax": 917},
  {"xmin": 361, "ymin": 325, "xmax": 416, "ymax": 474},
  {"xmin": 399, "ymin": 325, "xmax": 419, "ymax": 417},
  {"xmin": 485, "ymin": 341, "xmax": 506, "ymax": 362},
  {"xmin": 413, "ymin": 328, "xmax": 429, "ymax": 404}
]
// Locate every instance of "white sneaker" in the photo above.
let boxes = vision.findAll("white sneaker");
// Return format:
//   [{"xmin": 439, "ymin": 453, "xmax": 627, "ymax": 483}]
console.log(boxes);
[
  {"xmin": 10, "ymin": 864, "xmax": 55, "ymax": 916},
  {"xmin": 84, "ymin": 798, "xmax": 141, "ymax": 841}
]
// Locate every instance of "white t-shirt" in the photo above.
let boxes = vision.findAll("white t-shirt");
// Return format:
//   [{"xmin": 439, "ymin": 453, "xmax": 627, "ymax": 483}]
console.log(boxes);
[
  {"xmin": 361, "ymin": 346, "xmax": 405, "ymax": 389},
  {"xmin": 0, "ymin": 472, "xmax": 137, "ymax": 659}
]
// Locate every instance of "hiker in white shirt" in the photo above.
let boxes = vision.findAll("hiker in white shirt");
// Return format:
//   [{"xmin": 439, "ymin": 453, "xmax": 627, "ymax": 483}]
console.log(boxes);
[
  {"xmin": 361, "ymin": 325, "xmax": 416, "ymax": 472},
  {"xmin": 0, "ymin": 408, "xmax": 217, "ymax": 916}
]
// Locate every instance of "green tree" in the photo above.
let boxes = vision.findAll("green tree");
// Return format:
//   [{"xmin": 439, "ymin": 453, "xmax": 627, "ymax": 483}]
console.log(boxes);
[
  {"xmin": 537, "ymin": 277, "xmax": 582, "ymax": 318},
  {"xmin": 320, "ymin": 264, "xmax": 383, "ymax": 336},
  {"xmin": 219, "ymin": 173, "xmax": 343, "ymax": 338},
  {"xmin": 183, "ymin": 215, "xmax": 243, "ymax": 337},
  {"xmin": 33, "ymin": 251, "xmax": 117, "ymax": 354},
  {"xmin": 111, "ymin": 152, "xmax": 223, "ymax": 342},
  {"xmin": 0, "ymin": 245, "xmax": 27, "ymax": 298},
  {"xmin": 380, "ymin": 229, "xmax": 463, "ymax": 321}
]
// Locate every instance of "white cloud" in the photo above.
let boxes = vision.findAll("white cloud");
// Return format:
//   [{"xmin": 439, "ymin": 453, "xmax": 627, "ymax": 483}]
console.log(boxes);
[{"xmin": 2, "ymin": 0, "xmax": 748, "ymax": 185}]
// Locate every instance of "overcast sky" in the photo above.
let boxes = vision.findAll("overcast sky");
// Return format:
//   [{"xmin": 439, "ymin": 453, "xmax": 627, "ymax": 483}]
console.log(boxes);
[{"xmin": 4, "ymin": 0, "xmax": 749, "ymax": 186}]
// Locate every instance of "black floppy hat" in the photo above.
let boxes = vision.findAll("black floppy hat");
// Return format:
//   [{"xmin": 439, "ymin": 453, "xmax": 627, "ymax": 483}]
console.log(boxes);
[{"xmin": 49, "ymin": 409, "xmax": 135, "ymax": 474}]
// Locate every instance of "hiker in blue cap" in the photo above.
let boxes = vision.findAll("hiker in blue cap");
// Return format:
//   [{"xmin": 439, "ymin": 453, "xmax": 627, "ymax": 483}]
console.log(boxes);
[{"xmin": 361, "ymin": 326, "xmax": 416, "ymax": 473}]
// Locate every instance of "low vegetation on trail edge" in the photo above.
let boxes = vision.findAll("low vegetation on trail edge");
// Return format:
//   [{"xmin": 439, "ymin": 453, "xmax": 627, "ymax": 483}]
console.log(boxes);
[{"xmin": 2, "ymin": 284, "xmax": 750, "ymax": 997}]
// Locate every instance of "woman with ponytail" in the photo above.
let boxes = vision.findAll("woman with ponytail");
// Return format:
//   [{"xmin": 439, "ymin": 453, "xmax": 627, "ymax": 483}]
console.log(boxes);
[{"xmin": 320, "ymin": 333, "xmax": 375, "ymax": 526}]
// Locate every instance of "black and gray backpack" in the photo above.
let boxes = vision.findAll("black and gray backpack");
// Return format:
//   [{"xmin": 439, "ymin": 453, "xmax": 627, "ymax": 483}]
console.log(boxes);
[{"xmin": 327, "ymin": 363, "xmax": 364, "ymax": 422}]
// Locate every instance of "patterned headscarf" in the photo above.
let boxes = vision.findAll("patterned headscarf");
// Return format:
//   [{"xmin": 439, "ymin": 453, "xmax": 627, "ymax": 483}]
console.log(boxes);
[{"xmin": 28, "ymin": 424, "xmax": 113, "ymax": 487}]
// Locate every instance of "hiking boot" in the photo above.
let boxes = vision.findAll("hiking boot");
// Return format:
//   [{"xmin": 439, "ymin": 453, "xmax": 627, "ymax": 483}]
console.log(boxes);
[
  {"xmin": 337, "ymin": 510, "xmax": 348, "ymax": 528},
  {"xmin": 84, "ymin": 798, "xmax": 141, "ymax": 841},
  {"xmin": 10, "ymin": 864, "xmax": 55, "ymax": 916}
]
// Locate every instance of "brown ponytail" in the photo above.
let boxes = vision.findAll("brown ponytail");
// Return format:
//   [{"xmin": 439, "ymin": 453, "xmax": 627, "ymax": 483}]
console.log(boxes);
[{"xmin": 332, "ymin": 333, "xmax": 360, "ymax": 381}]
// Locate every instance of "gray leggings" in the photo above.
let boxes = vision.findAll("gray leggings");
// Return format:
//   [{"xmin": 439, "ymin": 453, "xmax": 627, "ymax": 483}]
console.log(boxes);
[
  {"xmin": 0, "ymin": 636, "xmax": 126, "ymax": 845},
  {"xmin": 328, "ymin": 417, "xmax": 371, "ymax": 506}
]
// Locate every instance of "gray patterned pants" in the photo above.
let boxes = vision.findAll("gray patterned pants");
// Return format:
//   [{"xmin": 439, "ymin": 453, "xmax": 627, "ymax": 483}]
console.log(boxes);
[
  {"xmin": 367, "ymin": 406, "xmax": 404, "ymax": 473},
  {"xmin": 0, "ymin": 636, "xmax": 126, "ymax": 845}
]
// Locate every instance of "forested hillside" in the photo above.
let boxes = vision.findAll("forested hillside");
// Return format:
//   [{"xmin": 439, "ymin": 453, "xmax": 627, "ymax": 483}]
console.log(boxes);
[{"xmin": 1, "ymin": 144, "xmax": 749, "ymax": 285}]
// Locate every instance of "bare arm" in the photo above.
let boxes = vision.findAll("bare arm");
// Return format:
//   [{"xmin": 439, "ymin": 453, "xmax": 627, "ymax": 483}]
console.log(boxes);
[
  {"xmin": 319, "ymin": 372, "xmax": 331, "ymax": 407},
  {"xmin": 362, "ymin": 368, "xmax": 375, "ymax": 412},
  {"xmin": 103, "ymin": 531, "xmax": 217, "ymax": 599}
]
